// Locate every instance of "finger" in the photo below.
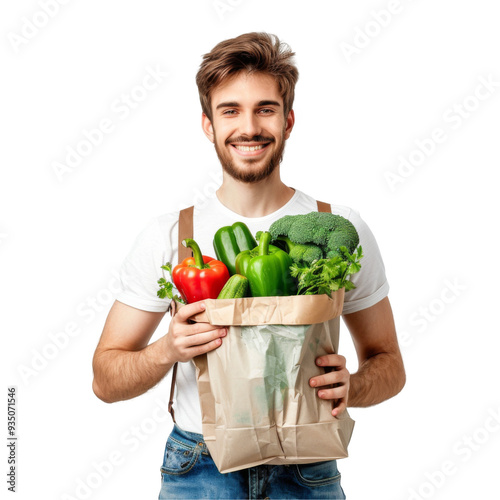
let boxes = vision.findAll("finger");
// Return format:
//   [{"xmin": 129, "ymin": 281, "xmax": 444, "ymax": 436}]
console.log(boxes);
[
  {"xmin": 182, "ymin": 328, "xmax": 227, "ymax": 348},
  {"xmin": 317, "ymin": 386, "xmax": 347, "ymax": 401},
  {"xmin": 310, "ymin": 370, "xmax": 348, "ymax": 388},
  {"xmin": 331, "ymin": 401, "xmax": 347, "ymax": 418},
  {"xmin": 185, "ymin": 336, "xmax": 225, "ymax": 358},
  {"xmin": 316, "ymin": 354, "xmax": 345, "ymax": 368},
  {"xmin": 183, "ymin": 322, "xmax": 226, "ymax": 336},
  {"xmin": 175, "ymin": 300, "xmax": 207, "ymax": 322}
]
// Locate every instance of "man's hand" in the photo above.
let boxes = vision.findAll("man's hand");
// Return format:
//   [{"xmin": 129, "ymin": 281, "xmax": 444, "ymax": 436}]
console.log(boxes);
[
  {"xmin": 163, "ymin": 301, "xmax": 228, "ymax": 364},
  {"xmin": 309, "ymin": 354, "xmax": 350, "ymax": 417}
]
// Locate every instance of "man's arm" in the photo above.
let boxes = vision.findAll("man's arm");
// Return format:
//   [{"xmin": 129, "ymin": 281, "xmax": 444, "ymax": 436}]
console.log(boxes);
[
  {"xmin": 92, "ymin": 300, "xmax": 227, "ymax": 403},
  {"xmin": 343, "ymin": 296, "xmax": 405, "ymax": 406},
  {"xmin": 309, "ymin": 297, "xmax": 405, "ymax": 415}
]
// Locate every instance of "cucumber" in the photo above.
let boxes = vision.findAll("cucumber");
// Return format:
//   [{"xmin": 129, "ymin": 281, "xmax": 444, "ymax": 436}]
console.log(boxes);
[{"xmin": 217, "ymin": 274, "xmax": 249, "ymax": 299}]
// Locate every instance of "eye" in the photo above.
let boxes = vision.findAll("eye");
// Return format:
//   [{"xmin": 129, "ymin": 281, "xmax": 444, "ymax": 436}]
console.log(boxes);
[
  {"xmin": 259, "ymin": 108, "xmax": 274, "ymax": 114},
  {"xmin": 222, "ymin": 109, "xmax": 237, "ymax": 115}
]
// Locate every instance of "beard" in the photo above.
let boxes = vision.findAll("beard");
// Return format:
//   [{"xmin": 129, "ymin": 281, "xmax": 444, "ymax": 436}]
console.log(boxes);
[{"xmin": 213, "ymin": 129, "xmax": 286, "ymax": 184}]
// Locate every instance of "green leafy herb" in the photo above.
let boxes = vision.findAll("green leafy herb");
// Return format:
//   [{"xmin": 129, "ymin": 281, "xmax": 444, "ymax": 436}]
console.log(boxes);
[
  {"xmin": 157, "ymin": 263, "xmax": 186, "ymax": 304},
  {"xmin": 290, "ymin": 246, "xmax": 363, "ymax": 296}
]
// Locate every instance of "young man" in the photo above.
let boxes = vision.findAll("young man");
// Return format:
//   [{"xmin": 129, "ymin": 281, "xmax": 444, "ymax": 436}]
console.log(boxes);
[{"xmin": 92, "ymin": 32, "xmax": 405, "ymax": 499}]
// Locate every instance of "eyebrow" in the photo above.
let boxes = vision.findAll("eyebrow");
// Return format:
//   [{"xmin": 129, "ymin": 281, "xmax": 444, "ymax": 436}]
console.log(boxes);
[{"xmin": 215, "ymin": 100, "xmax": 281, "ymax": 110}]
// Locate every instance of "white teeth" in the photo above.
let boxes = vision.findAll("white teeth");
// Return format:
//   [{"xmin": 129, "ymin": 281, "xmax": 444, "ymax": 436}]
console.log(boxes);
[{"xmin": 234, "ymin": 144, "xmax": 266, "ymax": 152}]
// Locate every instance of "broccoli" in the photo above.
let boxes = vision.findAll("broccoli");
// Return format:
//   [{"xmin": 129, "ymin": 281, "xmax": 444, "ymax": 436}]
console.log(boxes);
[
  {"xmin": 255, "ymin": 230, "xmax": 323, "ymax": 266},
  {"xmin": 267, "ymin": 212, "xmax": 360, "ymax": 265},
  {"xmin": 282, "ymin": 237, "xmax": 324, "ymax": 266}
]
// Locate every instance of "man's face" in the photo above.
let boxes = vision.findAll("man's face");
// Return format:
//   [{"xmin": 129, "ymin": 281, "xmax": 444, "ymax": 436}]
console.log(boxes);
[{"xmin": 202, "ymin": 71, "xmax": 294, "ymax": 183}]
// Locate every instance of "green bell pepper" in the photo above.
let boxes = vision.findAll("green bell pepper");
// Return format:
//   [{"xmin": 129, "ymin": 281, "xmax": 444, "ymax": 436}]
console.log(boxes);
[
  {"xmin": 235, "ymin": 231, "xmax": 296, "ymax": 297},
  {"xmin": 213, "ymin": 222, "xmax": 258, "ymax": 276}
]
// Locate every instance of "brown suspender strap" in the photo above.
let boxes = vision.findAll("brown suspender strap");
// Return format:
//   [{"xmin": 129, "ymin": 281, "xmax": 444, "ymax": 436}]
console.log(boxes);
[
  {"xmin": 168, "ymin": 206, "xmax": 195, "ymax": 423},
  {"xmin": 167, "ymin": 305, "xmax": 178, "ymax": 422},
  {"xmin": 178, "ymin": 205, "xmax": 194, "ymax": 262},
  {"xmin": 168, "ymin": 199, "xmax": 331, "ymax": 423},
  {"xmin": 317, "ymin": 200, "xmax": 331, "ymax": 213}
]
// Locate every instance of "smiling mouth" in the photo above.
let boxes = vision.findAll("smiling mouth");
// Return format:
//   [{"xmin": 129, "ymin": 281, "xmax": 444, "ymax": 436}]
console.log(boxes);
[{"xmin": 231, "ymin": 143, "xmax": 271, "ymax": 152}]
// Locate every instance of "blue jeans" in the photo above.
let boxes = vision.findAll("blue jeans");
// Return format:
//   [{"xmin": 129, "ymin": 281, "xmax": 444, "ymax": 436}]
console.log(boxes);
[{"xmin": 159, "ymin": 425, "xmax": 346, "ymax": 499}]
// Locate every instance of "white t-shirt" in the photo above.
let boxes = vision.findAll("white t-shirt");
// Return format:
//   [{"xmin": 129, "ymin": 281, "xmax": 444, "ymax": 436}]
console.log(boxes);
[{"xmin": 115, "ymin": 189, "xmax": 389, "ymax": 434}]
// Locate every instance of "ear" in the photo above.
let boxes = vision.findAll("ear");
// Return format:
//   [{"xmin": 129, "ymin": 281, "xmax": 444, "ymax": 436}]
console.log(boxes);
[
  {"xmin": 201, "ymin": 113, "xmax": 215, "ymax": 143},
  {"xmin": 284, "ymin": 109, "xmax": 295, "ymax": 140}
]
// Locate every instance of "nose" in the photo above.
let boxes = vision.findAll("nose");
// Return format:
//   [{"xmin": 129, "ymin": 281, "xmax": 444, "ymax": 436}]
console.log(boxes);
[{"xmin": 238, "ymin": 112, "xmax": 262, "ymax": 139}]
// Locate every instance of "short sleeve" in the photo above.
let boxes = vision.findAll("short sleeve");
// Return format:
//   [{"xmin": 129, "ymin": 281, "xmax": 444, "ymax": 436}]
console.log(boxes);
[
  {"xmin": 114, "ymin": 216, "xmax": 176, "ymax": 312},
  {"xmin": 341, "ymin": 210, "xmax": 389, "ymax": 315}
]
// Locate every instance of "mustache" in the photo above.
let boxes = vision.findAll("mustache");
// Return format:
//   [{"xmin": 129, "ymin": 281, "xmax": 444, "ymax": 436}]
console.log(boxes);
[{"xmin": 225, "ymin": 135, "xmax": 275, "ymax": 145}]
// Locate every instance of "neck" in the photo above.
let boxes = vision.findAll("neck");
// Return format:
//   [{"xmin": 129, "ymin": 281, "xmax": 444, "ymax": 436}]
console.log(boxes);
[{"xmin": 216, "ymin": 168, "xmax": 295, "ymax": 218}]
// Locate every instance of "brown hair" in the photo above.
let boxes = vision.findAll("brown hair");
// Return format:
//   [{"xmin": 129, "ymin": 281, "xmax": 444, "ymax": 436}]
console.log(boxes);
[{"xmin": 196, "ymin": 32, "xmax": 299, "ymax": 122}]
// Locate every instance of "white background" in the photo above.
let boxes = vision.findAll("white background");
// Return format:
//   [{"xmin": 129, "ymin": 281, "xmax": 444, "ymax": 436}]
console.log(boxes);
[{"xmin": 2, "ymin": 1, "xmax": 499, "ymax": 499}]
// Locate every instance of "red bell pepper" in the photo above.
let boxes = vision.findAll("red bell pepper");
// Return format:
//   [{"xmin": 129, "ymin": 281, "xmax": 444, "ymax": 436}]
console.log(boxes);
[{"xmin": 172, "ymin": 238, "xmax": 230, "ymax": 303}]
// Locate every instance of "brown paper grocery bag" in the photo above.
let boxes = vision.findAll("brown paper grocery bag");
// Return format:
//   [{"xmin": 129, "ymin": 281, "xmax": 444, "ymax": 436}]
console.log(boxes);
[{"xmin": 187, "ymin": 290, "xmax": 355, "ymax": 474}]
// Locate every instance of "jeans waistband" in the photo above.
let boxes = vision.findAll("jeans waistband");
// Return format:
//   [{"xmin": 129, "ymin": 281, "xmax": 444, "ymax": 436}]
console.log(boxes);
[{"xmin": 170, "ymin": 424, "xmax": 209, "ymax": 455}]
